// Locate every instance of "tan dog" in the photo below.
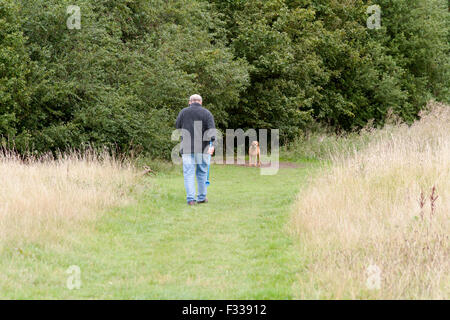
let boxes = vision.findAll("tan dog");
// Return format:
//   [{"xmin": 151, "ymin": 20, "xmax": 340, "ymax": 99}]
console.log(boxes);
[{"xmin": 249, "ymin": 141, "xmax": 261, "ymax": 167}]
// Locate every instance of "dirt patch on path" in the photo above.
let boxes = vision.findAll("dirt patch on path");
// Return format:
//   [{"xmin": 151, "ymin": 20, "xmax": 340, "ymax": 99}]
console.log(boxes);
[{"xmin": 214, "ymin": 161, "xmax": 303, "ymax": 169}]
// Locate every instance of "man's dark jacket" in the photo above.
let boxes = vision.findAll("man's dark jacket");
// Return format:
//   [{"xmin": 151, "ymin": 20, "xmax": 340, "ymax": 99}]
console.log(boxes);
[{"xmin": 175, "ymin": 103, "xmax": 216, "ymax": 154}]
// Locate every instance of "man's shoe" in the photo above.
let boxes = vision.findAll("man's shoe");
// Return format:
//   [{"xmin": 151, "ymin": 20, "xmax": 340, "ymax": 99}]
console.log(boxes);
[
  {"xmin": 197, "ymin": 198, "xmax": 208, "ymax": 204},
  {"xmin": 188, "ymin": 201, "xmax": 197, "ymax": 206}
]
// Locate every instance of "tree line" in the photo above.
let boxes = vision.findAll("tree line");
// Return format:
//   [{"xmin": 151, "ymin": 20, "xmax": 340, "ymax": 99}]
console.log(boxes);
[{"xmin": 1, "ymin": 0, "xmax": 448, "ymax": 158}]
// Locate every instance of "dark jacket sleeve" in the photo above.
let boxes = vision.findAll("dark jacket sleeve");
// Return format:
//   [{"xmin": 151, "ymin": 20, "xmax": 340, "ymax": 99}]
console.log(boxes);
[
  {"xmin": 205, "ymin": 111, "xmax": 216, "ymax": 144},
  {"xmin": 175, "ymin": 110, "xmax": 183, "ymax": 129}
]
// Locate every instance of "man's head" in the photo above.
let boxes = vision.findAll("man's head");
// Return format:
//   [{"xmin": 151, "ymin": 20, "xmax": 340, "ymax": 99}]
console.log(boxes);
[{"xmin": 189, "ymin": 94, "xmax": 203, "ymax": 105}]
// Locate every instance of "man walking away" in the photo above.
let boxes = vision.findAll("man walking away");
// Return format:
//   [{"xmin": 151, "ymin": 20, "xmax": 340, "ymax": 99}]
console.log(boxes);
[{"xmin": 175, "ymin": 94, "xmax": 215, "ymax": 206}]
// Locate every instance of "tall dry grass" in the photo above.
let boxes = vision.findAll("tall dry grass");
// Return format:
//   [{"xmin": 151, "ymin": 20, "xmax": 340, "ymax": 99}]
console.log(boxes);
[
  {"xmin": 293, "ymin": 101, "xmax": 449, "ymax": 299},
  {"xmin": 0, "ymin": 150, "xmax": 137, "ymax": 246}
]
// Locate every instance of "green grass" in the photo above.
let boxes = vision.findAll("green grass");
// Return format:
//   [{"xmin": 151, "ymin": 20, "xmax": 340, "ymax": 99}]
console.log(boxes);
[{"xmin": 0, "ymin": 163, "xmax": 317, "ymax": 299}]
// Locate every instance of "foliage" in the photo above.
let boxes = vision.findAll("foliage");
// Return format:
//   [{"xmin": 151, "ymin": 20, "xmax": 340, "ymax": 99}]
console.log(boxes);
[
  {"xmin": 0, "ymin": 0, "xmax": 448, "ymax": 157},
  {"xmin": 2, "ymin": 0, "xmax": 249, "ymax": 157},
  {"xmin": 0, "ymin": 1, "xmax": 30, "ymax": 141},
  {"xmin": 213, "ymin": 0, "xmax": 449, "ymax": 136}
]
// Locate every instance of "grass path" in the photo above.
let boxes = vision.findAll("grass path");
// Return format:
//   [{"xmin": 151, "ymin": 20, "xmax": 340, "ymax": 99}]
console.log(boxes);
[{"xmin": 1, "ymin": 163, "xmax": 316, "ymax": 299}]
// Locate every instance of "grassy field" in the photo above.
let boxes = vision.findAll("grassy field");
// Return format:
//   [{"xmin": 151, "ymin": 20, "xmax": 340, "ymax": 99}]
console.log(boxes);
[
  {"xmin": 0, "ymin": 157, "xmax": 317, "ymax": 299},
  {"xmin": 293, "ymin": 102, "xmax": 449, "ymax": 299},
  {"xmin": 1, "ymin": 104, "xmax": 448, "ymax": 300}
]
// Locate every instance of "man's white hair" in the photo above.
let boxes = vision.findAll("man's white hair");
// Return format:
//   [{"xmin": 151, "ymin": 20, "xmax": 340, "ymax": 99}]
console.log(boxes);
[{"xmin": 189, "ymin": 94, "xmax": 202, "ymax": 103}]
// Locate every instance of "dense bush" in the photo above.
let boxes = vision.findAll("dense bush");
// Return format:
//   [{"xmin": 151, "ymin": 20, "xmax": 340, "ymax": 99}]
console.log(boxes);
[
  {"xmin": 2, "ymin": 0, "xmax": 249, "ymax": 157},
  {"xmin": 0, "ymin": 0, "xmax": 448, "ymax": 157},
  {"xmin": 0, "ymin": 1, "xmax": 30, "ymax": 141},
  {"xmin": 212, "ymin": 0, "xmax": 449, "ymax": 137}
]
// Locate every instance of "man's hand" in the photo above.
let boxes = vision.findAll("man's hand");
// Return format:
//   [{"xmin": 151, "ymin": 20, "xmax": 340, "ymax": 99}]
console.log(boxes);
[{"xmin": 208, "ymin": 146, "xmax": 215, "ymax": 155}]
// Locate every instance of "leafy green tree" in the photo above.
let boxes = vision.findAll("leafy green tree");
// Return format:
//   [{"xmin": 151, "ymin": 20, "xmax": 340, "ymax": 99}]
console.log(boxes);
[
  {"xmin": 0, "ymin": 1, "xmax": 30, "ymax": 143},
  {"xmin": 11, "ymin": 0, "xmax": 248, "ymax": 157},
  {"xmin": 1, "ymin": 0, "xmax": 448, "ymax": 157},
  {"xmin": 210, "ymin": 0, "xmax": 449, "ymax": 133}
]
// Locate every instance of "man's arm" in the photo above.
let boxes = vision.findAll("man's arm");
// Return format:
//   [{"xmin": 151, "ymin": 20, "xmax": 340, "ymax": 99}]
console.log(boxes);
[
  {"xmin": 205, "ymin": 111, "xmax": 216, "ymax": 154},
  {"xmin": 175, "ymin": 110, "xmax": 183, "ymax": 129}
]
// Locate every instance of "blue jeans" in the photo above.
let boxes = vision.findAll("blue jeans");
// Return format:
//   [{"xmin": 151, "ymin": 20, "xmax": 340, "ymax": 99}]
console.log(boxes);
[{"xmin": 182, "ymin": 153, "xmax": 210, "ymax": 203}]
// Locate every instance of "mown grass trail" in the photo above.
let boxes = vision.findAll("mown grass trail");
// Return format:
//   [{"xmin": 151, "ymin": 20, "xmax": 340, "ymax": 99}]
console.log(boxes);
[{"xmin": 1, "ymin": 163, "xmax": 316, "ymax": 299}]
